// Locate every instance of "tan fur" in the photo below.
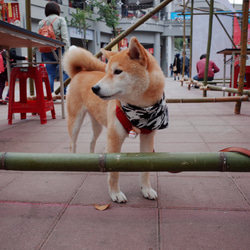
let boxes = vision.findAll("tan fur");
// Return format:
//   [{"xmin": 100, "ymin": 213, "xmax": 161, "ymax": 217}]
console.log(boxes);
[{"xmin": 63, "ymin": 37, "xmax": 165, "ymax": 203}]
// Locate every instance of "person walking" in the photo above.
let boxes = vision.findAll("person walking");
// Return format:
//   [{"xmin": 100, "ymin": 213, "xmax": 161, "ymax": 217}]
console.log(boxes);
[
  {"xmin": 173, "ymin": 54, "xmax": 181, "ymax": 81},
  {"xmin": 38, "ymin": 1, "xmax": 69, "ymax": 94}
]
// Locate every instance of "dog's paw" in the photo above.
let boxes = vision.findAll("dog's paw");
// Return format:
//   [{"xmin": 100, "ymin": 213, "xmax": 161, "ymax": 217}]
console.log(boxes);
[
  {"xmin": 141, "ymin": 187, "xmax": 158, "ymax": 200},
  {"xmin": 110, "ymin": 191, "xmax": 127, "ymax": 203}
]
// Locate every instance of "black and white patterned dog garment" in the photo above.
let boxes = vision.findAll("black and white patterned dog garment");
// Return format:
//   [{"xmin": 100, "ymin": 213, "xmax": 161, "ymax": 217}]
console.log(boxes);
[{"xmin": 121, "ymin": 94, "xmax": 169, "ymax": 131}]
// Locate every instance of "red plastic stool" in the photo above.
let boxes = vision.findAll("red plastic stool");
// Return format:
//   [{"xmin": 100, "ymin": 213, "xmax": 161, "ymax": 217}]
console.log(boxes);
[
  {"xmin": 230, "ymin": 64, "xmax": 250, "ymax": 96},
  {"xmin": 8, "ymin": 66, "xmax": 56, "ymax": 124}
]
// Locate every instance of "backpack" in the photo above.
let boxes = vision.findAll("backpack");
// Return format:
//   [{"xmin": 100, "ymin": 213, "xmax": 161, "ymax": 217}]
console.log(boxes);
[
  {"xmin": 0, "ymin": 51, "xmax": 6, "ymax": 74},
  {"xmin": 38, "ymin": 17, "xmax": 58, "ymax": 53}
]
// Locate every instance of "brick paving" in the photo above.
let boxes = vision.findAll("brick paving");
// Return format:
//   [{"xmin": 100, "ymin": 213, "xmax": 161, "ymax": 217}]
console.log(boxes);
[{"xmin": 0, "ymin": 78, "xmax": 250, "ymax": 250}]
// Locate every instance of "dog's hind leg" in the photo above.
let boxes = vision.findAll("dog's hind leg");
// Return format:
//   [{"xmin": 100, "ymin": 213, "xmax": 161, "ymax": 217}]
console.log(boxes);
[
  {"xmin": 68, "ymin": 107, "xmax": 87, "ymax": 153},
  {"xmin": 139, "ymin": 132, "xmax": 158, "ymax": 200},
  {"xmin": 89, "ymin": 115, "xmax": 103, "ymax": 153}
]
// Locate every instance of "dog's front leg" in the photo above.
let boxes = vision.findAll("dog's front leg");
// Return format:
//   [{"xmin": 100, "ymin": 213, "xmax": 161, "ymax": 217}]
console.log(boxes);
[
  {"xmin": 108, "ymin": 172, "xmax": 127, "ymax": 203},
  {"xmin": 140, "ymin": 132, "xmax": 158, "ymax": 200},
  {"xmin": 107, "ymin": 122, "xmax": 127, "ymax": 203}
]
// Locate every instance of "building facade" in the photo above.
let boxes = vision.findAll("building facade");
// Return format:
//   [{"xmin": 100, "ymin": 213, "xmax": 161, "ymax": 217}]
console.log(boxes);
[{"xmin": 1, "ymin": 0, "xmax": 240, "ymax": 75}]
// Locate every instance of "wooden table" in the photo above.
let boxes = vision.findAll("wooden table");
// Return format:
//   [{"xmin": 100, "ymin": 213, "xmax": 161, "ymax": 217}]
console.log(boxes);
[
  {"xmin": 0, "ymin": 20, "xmax": 66, "ymax": 118},
  {"xmin": 217, "ymin": 48, "xmax": 250, "ymax": 94}
]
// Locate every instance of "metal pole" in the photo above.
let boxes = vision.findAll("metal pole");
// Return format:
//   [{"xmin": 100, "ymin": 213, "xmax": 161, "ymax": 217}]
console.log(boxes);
[{"xmin": 0, "ymin": 152, "xmax": 249, "ymax": 172}]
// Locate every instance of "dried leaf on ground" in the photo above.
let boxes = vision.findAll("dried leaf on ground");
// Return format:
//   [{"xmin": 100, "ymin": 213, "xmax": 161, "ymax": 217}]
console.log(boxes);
[{"xmin": 94, "ymin": 204, "xmax": 111, "ymax": 211}]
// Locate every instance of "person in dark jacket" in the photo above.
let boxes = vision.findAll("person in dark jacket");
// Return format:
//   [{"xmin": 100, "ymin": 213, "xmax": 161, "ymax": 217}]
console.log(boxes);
[
  {"xmin": 173, "ymin": 53, "xmax": 181, "ymax": 81},
  {"xmin": 181, "ymin": 51, "xmax": 190, "ymax": 78},
  {"xmin": 0, "ymin": 49, "xmax": 27, "ymax": 104}
]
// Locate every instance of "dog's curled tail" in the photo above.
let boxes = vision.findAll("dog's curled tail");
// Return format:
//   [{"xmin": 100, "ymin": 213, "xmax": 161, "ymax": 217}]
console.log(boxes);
[{"xmin": 63, "ymin": 46, "xmax": 106, "ymax": 78}]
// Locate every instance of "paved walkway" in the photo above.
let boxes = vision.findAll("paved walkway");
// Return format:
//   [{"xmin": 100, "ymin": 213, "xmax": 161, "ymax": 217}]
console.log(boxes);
[{"xmin": 0, "ymin": 78, "xmax": 250, "ymax": 250}]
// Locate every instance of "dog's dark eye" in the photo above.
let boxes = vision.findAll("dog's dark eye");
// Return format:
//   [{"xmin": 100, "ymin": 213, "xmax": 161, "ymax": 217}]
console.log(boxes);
[{"xmin": 114, "ymin": 69, "xmax": 122, "ymax": 75}]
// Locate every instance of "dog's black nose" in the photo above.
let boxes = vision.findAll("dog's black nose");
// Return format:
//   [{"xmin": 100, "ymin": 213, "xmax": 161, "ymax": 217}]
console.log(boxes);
[{"xmin": 92, "ymin": 85, "xmax": 100, "ymax": 94}]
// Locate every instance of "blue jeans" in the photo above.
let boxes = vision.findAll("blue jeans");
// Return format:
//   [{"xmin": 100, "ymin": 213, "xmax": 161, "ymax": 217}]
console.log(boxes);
[
  {"xmin": 41, "ymin": 48, "xmax": 68, "ymax": 94},
  {"xmin": 193, "ymin": 75, "xmax": 213, "ymax": 81}
]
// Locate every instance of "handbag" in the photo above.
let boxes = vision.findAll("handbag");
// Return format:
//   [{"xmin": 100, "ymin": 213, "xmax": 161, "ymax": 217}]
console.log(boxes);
[{"xmin": 173, "ymin": 66, "xmax": 177, "ymax": 71}]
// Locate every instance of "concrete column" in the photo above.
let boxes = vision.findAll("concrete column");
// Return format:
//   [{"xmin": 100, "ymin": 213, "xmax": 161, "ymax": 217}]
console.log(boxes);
[
  {"xmin": 167, "ymin": 36, "xmax": 174, "ymax": 77},
  {"xmin": 154, "ymin": 33, "xmax": 161, "ymax": 65},
  {"xmin": 167, "ymin": 1, "xmax": 173, "ymax": 20},
  {"xmin": 161, "ymin": 37, "xmax": 167, "ymax": 76},
  {"xmin": 89, "ymin": 29, "xmax": 100, "ymax": 54}
]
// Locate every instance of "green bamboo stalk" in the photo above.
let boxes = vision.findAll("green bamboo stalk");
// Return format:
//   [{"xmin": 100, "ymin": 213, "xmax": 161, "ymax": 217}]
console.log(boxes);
[{"xmin": 0, "ymin": 152, "xmax": 249, "ymax": 172}]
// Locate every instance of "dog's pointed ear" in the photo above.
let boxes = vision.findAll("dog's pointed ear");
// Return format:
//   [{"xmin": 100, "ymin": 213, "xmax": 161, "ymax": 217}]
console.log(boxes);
[
  {"xmin": 100, "ymin": 49, "xmax": 117, "ymax": 60},
  {"xmin": 128, "ymin": 37, "xmax": 148, "ymax": 67}
]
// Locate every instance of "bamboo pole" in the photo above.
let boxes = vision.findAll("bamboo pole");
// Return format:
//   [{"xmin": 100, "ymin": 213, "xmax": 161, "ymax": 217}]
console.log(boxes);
[
  {"xmin": 54, "ymin": 0, "xmax": 174, "ymax": 94},
  {"xmin": 181, "ymin": 5, "xmax": 236, "ymax": 48},
  {"xmin": 181, "ymin": 0, "xmax": 189, "ymax": 83},
  {"xmin": 181, "ymin": 14, "xmax": 186, "ymax": 83},
  {"xmin": 234, "ymin": 0, "xmax": 249, "ymax": 114},
  {"xmin": 206, "ymin": 84, "xmax": 250, "ymax": 95},
  {"xmin": 0, "ymin": 152, "xmax": 249, "ymax": 172},
  {"xmin": 189, "ymin": 0, "xmax": 194, "ymax": 80},
  {"xmin": 94, "ymin": 0, "xmax": 173, "ymax": 58},
  {"xmin": 166, "ymin": 96, "xmax": 249, "ymax": 103},
  {"xmin": 203, "ymin": 0, "xmax": 214, "ymax": 97}
]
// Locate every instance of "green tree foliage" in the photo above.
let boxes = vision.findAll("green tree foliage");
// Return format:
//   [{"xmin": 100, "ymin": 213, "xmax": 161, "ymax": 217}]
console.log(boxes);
[
  {"xmin": 66, "ymin": 0, "xmax": 120, "ymax": 48},
  {"xmin": 174, "ymin": 38, "xmax": 183, "ymax": 52},
  {"xmin": 94, "ymin": 0, "xmax": 120, "ymax": 37},
  {"xmin": 65, "ymin": 6, "xmax": 93, "ymax": 48}
]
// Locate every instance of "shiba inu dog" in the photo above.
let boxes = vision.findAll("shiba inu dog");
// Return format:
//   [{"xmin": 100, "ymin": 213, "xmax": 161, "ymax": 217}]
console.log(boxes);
[{"xmin": 63, "ymin": 37, "xmax": 168, "ymax": 203}]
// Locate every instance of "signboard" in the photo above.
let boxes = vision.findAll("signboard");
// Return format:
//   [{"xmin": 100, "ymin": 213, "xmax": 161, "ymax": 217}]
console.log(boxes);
[
  {"xmin": 170, "ymin": 12, "xmax": 191, "ymax": 21},
  {"xmin": 119, "ymin": 38, "xmax": 128, "ymax": 50},
  {"xmin": 69, "ymin": 27, "xmax": 94, "ymax": 40},
  {"xmin": 7, "ymin": 3, "xmax": 20, "ymax": 26},
  {"xmin": 0, "ymin": 1, "xmax": 20, "ymax": 26}
]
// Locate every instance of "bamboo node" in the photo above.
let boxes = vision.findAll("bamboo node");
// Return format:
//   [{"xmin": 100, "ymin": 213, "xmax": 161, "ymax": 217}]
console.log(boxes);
[
  {"xmin": 99, "ymin": 153, "xmax": 106, "ymax": 172},
  {"xmin": 240, "ymin": 96, "xmax": 245, "ymax": 102},
  {"xmin": 219, "ymin": 152, "xmax": 227, "ymax": 172},
  {"xmin": 1, "ymin": 152, "xmax": 7, "ymax": 170}
]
